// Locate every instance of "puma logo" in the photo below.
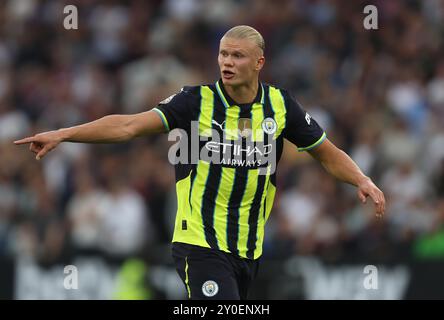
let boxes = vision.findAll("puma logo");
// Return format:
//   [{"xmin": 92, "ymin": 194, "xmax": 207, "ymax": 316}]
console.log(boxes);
[{"xmin": 212, "ymin": 120, "xmax": 226, "ymax": 131}]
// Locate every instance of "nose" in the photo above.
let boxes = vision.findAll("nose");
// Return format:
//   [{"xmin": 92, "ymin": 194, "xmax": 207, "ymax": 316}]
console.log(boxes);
[{"xmin": 223, "ymin": 56, "xmax": 234, "ymax": 67}]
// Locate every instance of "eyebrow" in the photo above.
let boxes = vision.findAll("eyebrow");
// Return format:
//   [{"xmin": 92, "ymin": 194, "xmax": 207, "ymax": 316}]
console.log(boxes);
[{"xmin": 219, "ymin": 49, "xmax": 246, "ymax": 55}]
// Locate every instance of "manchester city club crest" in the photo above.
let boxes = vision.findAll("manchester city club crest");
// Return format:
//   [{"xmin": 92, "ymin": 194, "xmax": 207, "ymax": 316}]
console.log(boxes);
[
  {"xmin": 238, "ymin": 118, "xmax": 252, "ymax": 138},
  {"xmin": 202, "ymin": 280, "xmax": 219, "ymax": 297},
  {"xmin": 261, "ymin": 117, "xmax": 277, "ymax": 134}
]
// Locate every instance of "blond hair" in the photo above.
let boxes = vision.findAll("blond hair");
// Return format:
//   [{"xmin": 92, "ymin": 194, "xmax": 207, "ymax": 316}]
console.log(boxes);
[{"xmin": 223, "ymin": 25, "xmax": 265, "ymax": 52}]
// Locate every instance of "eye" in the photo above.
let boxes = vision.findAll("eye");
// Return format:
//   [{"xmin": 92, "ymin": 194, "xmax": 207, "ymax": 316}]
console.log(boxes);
[{"xmin": 220, "ymin": 51, "xmax": 228, "ymax": 57}]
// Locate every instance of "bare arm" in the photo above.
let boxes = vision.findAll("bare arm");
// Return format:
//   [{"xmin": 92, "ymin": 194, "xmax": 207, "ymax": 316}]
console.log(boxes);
[
  {"xmin": 60, "ymin": 110, "xmax": 166, "ymax": 142},
  {"xmin": 308, "ymin": 138, "xmax": 386, "ymax": 218},
  {"xmin": 14, "ymin": 110, "xmax": 166, "ymax": 160}
]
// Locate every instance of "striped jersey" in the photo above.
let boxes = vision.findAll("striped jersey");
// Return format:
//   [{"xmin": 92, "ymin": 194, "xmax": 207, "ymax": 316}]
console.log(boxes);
[{"xmin": 154, "ymin": 80, "xmax": 326, "ymax": 260}]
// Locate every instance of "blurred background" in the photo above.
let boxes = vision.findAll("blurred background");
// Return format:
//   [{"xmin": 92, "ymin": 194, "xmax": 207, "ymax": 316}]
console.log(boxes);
[{"xmin": 0, "ymin": 0, "xmax": 444, "ymax": 299}]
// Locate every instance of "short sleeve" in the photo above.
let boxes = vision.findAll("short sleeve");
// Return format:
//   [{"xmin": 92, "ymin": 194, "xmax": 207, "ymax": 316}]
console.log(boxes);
[
  {"xmin": 153, "ymin": 87, "xmax": 193, "ymax": 131},
  {"xmin": 282, "ymin": 91, "xmax": 326, "ymax": 151}
]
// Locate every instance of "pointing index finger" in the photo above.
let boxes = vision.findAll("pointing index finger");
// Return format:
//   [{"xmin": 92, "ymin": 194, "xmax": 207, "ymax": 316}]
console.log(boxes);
[{"xmin": 14, "ymin": 137, "xmax": 35, "ymax": 145}]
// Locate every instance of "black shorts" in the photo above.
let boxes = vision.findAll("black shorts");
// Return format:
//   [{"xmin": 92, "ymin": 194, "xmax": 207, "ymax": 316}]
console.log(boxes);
[{"xmin": 172, "ymin": 242, "xmax": 260, "ymax": 300}]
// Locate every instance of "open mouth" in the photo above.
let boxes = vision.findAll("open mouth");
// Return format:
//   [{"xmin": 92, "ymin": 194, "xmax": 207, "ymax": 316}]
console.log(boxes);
[{"xmin": 222, "ymin": 70, "xmax": 235, "ymax": 79}]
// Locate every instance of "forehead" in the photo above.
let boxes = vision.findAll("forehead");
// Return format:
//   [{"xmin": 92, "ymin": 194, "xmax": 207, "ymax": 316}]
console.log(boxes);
[{"xmin": 219, "ymin": 36, "xmax": 258, "ymax": 53}]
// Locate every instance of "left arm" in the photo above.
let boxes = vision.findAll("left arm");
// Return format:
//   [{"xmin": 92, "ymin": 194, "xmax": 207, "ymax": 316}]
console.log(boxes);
[{"xmin": 308, "ymin": 139, "xmax": 386, "ymax": 218}]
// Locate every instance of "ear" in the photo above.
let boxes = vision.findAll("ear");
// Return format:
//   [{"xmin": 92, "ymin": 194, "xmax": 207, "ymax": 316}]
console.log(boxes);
[{"xmin": 255, "ymin": 56, "xmax": 265, "ymax": 71}]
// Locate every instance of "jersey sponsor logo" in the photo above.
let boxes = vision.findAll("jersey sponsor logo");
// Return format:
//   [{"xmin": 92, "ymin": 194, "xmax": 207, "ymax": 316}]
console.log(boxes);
[
  {"xmin": 204, "ymin": 141, "xmax": 272, "ymax": 169},
  {"xmin": 305, "ymin": 112, "xmax": 312, "ymax": 125},
  {"xmin": 202, "ymin": 280, "xmax": 219, "ymax": 297},
  {"xmin": 167, "ymin": 121, "xmax": 277, "ymax": 174},
  {"xmin": 220, "ymin": 158, "xmax": 262, "ymax": 167},
  {"xmin": 261, "ymin": 117, "xmax": 277, "ymax": 134},
  {"xmin": 205, "ymin": 141, "xmax": 272, "ymax": 157}
]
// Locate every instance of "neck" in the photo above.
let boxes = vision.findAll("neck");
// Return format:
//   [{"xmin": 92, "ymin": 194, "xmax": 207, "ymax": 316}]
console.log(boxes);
[{"xmin": 224, "ymin": 79, "xmax": 258, "ymax": 104}]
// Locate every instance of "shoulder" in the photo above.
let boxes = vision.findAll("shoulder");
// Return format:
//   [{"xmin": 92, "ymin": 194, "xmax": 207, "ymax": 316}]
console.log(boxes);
[
  {"xmin": 263, "ymin": 82, "xmax": 284, "ymax": 91},
  {"xmin": 263, "ymin": 83, "xmax": 298, "ymax": 108},
  {"xmin": 158, "ymin": 85, "xmax": 201, "ymax": 106},
  {"xmin": 181, "ymin": 85, "xmax": 202, "ymax": 96},
  {"xmin": 263, "ymin": 83, "xmax": 292, "ymax": 99},
  {"xmin": 182, "ymin": 83, "xmax": 221, "ymax": 101},
  {"xmin": 179, "ymin": 85, "xmax": 206, "ymax": 102}
]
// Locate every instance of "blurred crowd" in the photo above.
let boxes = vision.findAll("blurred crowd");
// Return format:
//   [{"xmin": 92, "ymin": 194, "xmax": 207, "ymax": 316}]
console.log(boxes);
[{"xmin": 1, "ymin": 0, "xmax": 444, "ymax": 273}]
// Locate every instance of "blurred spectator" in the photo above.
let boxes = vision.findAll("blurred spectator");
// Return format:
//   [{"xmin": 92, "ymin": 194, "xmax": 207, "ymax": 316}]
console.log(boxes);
[
  {"xmin": 66, "ymin": 169, "xmax": 106, "ymax": 255},
  {"xmin": 97, "ymin": 163, "xmax": 151, "ymax": 260}
]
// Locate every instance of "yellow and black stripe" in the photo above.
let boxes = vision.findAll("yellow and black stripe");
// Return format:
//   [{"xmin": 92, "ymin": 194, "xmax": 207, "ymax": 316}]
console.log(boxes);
[
  {"xmin": 169, "ymin": 82, "xmax": 287, "ymax": 259},
  {"xmin": 155, "ymin": 80, "xmax": 325, "ymax": 260}
]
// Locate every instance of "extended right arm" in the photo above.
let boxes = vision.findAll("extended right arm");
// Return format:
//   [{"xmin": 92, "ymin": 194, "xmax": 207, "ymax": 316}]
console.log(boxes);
[
  {"xmin": 60, "ymin": 110, "xmax": 166, "ymax": 143},
  {"xmin": 14, "ymin": 110, "xmax": 166, "ymax": 160}
]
